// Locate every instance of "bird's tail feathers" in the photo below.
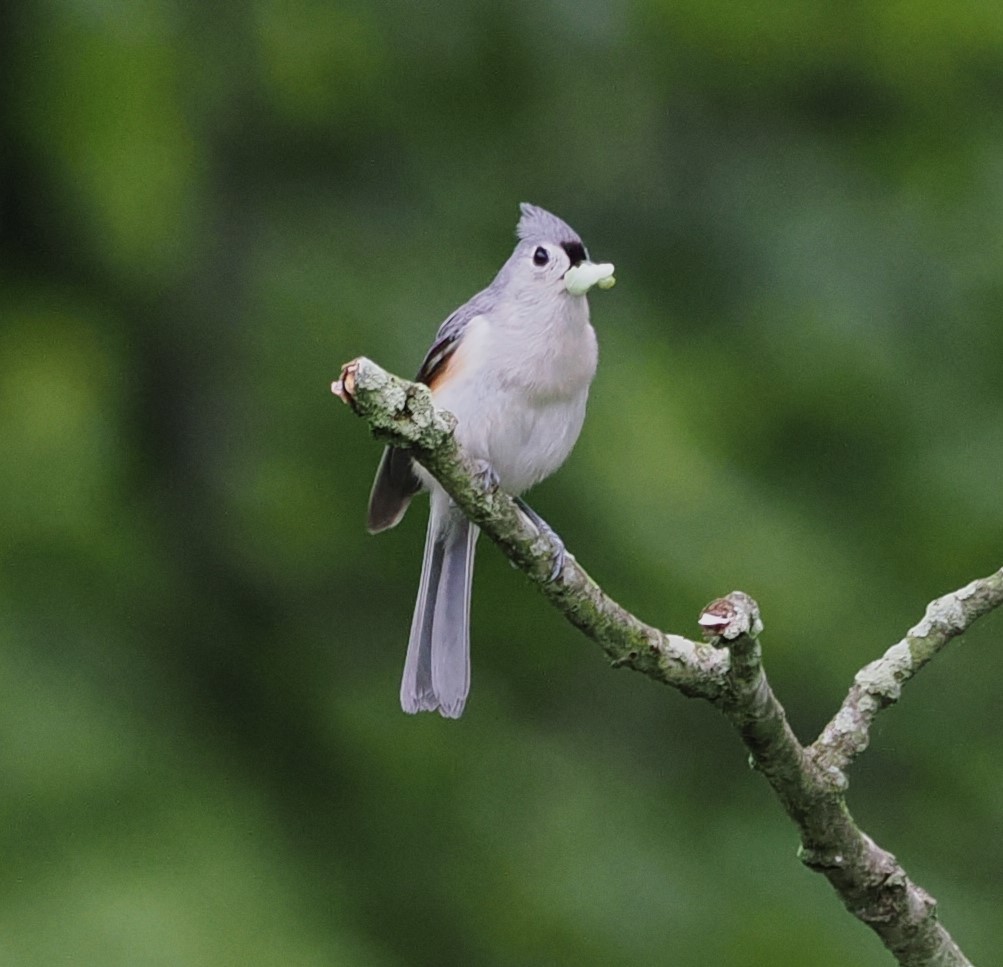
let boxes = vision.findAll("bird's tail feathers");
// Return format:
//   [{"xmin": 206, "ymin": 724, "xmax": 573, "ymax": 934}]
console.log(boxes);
[{"xmin": 401, "ymin": 496, "xmax": 477, "ymax": 718}]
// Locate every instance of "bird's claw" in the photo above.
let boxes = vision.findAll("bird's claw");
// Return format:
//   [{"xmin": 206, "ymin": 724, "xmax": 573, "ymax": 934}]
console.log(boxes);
[
  {"xmin": 515, "ymin": 497, "xmax": 566, "ymax": 582},
  {"xmin": 472, "ymin": 460, "xmax": 501, "ymax": 492},
  {"xmin": 542, "ymin": 527, "xmax": 567, "ymax": 582}
]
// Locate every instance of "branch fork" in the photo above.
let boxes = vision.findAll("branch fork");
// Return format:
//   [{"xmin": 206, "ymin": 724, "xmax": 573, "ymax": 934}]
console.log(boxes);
[{"xmin": 334, "ymin": 355, "xmax": 1001, "ymax": 967}]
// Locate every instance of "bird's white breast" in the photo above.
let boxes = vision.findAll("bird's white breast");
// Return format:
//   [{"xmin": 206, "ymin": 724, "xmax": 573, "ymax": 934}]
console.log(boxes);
[{"xmin": 430, "ymin": 299, "xmax": 598, "ymax": 495}]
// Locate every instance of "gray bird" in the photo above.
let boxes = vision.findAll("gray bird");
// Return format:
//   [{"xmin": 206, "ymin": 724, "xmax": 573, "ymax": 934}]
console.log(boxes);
[{"xmin": 368, "ymin": 204, "xmax": 615, "ymax": 717}]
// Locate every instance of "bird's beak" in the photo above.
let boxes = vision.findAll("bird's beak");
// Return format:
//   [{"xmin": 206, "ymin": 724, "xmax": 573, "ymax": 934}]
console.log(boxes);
[{"xmin": 564, "ymin": 260, "xmax": 616, "ymax": 296}]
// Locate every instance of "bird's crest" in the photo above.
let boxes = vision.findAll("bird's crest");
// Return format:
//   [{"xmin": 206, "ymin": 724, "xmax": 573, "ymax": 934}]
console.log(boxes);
[{"xmin": 516, "ymin": 203, "xmax": 582, "ymax": 245}]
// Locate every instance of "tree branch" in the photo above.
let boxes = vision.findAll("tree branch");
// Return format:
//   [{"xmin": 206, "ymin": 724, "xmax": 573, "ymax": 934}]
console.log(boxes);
[
  {"xmin": 813, "ymin": 571, "xmax": 1003, "ymax": 777},
  {"xmin": 333, "ymin": 356, "xmax": 1000, "ymax": 967},
  {"xmin": 333, "ymin": 358, "xmax": 730, "ymax": 699}
]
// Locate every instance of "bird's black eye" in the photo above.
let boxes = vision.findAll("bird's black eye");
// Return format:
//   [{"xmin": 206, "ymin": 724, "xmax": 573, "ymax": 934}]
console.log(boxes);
[{"xmin": 533, "ymin": 246, "xmax": 549, "ymax": 266}]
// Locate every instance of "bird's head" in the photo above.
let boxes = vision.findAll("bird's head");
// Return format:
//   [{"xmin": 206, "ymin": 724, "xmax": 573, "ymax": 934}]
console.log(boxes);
[{"xmin": 498, "ymin": 203, "xmax": 615, "ymax": 303}]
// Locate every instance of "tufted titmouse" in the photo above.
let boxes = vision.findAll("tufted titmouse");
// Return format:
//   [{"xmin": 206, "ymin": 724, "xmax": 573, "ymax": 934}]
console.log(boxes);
[{"xmin": 367, "ymin": 203, "xmax": 615, "ymax": 718}]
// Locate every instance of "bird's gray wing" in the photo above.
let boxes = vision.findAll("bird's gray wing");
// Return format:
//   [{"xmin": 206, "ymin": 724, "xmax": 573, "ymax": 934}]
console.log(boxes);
[
  {"xmin": 367, "ymin": 445, "xmax": 421, "ymax": 533},
  {"xmin": 413, "ymin": 288, "xmax": 493, "ymax": 387}
]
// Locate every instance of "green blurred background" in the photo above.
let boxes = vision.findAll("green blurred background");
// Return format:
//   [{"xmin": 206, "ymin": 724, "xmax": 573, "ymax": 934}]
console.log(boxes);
[{"xmin": 2, "ymin": 0, "xmax": 1001, "ymax": 964}]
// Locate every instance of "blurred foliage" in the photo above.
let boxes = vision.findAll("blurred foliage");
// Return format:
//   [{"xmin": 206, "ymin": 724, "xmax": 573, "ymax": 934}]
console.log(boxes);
[{"xmin": 2, "ymin": 0, "xmax": 1002, "ymax": 964}]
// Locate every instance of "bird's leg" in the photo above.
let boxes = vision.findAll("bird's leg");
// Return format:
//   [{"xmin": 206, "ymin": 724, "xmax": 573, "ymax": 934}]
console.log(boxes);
[
  {"xmin": 514, "ymin": 496, "xmax": 566, "ymax": 582},
  {"xmin": 468, "ymin": 462, "xmax": 565, "ymax": 581}
]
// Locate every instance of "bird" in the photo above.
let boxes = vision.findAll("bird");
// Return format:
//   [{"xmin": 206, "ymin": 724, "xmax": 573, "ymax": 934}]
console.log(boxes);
[{"xmin": 367, "ymin": 203, "xmax": 615, "ymax": 718}]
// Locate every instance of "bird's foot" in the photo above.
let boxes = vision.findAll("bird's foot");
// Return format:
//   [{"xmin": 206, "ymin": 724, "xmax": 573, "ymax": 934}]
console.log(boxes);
[
  {"xmin": 471, "ymin": 460, "xmax": 501, "ymax": 493},
  {"xmin": 515, "ymin": 497, "xmax": 566, "ymax": 582}
]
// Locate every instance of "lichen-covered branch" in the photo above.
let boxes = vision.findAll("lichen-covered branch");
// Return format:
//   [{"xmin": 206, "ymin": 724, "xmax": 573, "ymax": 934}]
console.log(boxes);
[
  {"xmin": 333, "ymin": 358, "xmax": 730, "ymax": 699},
  {"xmin": 333, "ymin": 356, "xmax": 998, "ymax": 967},
  {"xmin": 700, "ymin": 593, "xmax": 816, "ymax": 808},
  {"xmin": 700, "ymin": 595, "xmax": 975, "ymax": 967},
  {"xmin": 813, "ymin": 569, "xmax": 1003, "ymax": 777}
]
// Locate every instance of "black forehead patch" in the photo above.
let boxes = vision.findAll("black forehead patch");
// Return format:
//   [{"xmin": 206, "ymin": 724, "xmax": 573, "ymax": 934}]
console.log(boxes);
[{"xmin": 561, "ymin": 240, "xmax": 588, "ymax": 266}]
